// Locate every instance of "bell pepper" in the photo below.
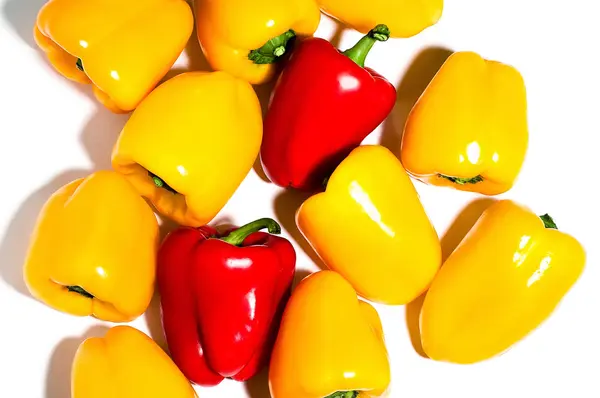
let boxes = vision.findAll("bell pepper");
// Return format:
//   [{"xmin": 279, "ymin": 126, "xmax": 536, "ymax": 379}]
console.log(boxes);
[
  {"xmin": 23, "ymin": 171, "xmax": 159, "ymax": 323},
  {"xmin": 71, "ymin": 325, "xmax": 197, "ymax": 398},
  {"xmin": 157, "ymin": 217, "xmax": 296, "ymax": 386},
  {"xmin": 195, "ymin": 0, "xmax": 321, "ymax": 85},
  {"xmin": 420, "ymin": 199, "xmax": 586, "ymax": 364},
  {"xmin": 261, "ymin": 26, "xmax": 396, "ymax": 191},
  {"xmin": 400, "ymin": 51, "xmax": 529, "ymax": 195},
  {"xmin": 318, "ymin": 0, "xmax": 443, "ymax": 38},
  {"xmin": 111, "ymin": 71, "xmax": 263, "ymax": 227},
  {"xmin": 296, "ymin": 145, "xmax": 441, "ymax": 305},
  {"xmin": 34, "ymin": 0, "xmax": 193, "ymax": 113},
  {"xmin": 269, "ymin": 270, "xmax": 390, "ymax": 398}
]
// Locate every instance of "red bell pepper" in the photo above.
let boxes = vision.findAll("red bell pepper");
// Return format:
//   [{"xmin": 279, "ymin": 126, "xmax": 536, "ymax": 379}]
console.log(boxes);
[
  {"xmin": 156, "ymin": 217, "xmax": 296, "ymax": 386},
  {"xmin": 260, "ymin": 24, "xmax": 397, "ymax": 191}
]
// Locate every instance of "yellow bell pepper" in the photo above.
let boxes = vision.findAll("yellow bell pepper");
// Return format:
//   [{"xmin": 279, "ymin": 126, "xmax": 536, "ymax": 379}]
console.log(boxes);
[
  {"xmin": 111, "ymin": 71, "xmax": 263, "ymax": 227},
  {"xmin": 269, "ymin": 270, "xmax": 390, "ymax": 398},
  {"xmin": 400, "ymin": 51, "xmax": 529, "ymax": 195},
  {"xmin": 72, "ymin": 325, "xmax": 197, "ymax": 398},
  {"xmin": 296, "ymin": 145, "xmax": 441, "ymax": 305},
  {"xmin": 23, "ymin": 171, "xmax": 159, "ymax": 323},
  {"xmin": 195, "ymin": 0, "xmax": 321, "ymax": 84},
  {"xmin": 420, "ymin": 199, "xmax": 586, "ymax": 364},
  {"xmin": 318, "ymin": 0, "xmax": 443, "ymax": 38},
  {"xmin": 34, "ymin": 0, "xmax": 193, "ymax": 113}
]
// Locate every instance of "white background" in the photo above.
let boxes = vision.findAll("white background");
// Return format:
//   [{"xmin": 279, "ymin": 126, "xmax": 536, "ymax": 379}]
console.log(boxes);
[{"xmin": 1, "ymin": 0, "xmax": 599, "ymax": 397}]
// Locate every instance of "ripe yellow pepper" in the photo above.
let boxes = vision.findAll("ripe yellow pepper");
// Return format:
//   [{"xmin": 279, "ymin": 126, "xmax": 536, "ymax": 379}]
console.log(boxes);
[
  {"xmin": 400, "ymin": 51, "xmax": 529, "ymax": 195},
  {"xmin": 420, "ymin": 199, "xmax": 586, "ymax": 364},
  {"xmin": 195, "ymin": 0, "xmax": 321, "ymax": 84},
  {"xmin": 269, "ymin": 270, "xmax": 390, "ymax": 398},
  {"xmin": 34, "ymin": 0, "xmax": 193, "ymax": 113},
  {"xmin": 112, "ymin": 71, "xmax": 263, "ymax": 227},
  {"xmin": 296, "ymin": 145, "xmax": 441, "ymax": 305},
  {"xmin": 318, "ymin": 0, "xmax": 443, "ymax": 38},
  {"xmin": 72, "ymin": 325, "xmax": 197, "ymax": 398},
  {"xmin": 23, "ymin": 171, "xmax": 159, "ymax": 323}
]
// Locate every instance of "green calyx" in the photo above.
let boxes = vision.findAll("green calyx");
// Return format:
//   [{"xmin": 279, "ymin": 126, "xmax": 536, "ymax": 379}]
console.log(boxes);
[
  {"xmin": 67, "ymin": 285, "xmax": 94, "ymax": 299},
  {"xmin": 248, "ymin": 30, "xmax": 296, "ymax": 64},
  {"xmin": 438, "ymin": 174, "xmax": 484, "ymax": 185},
  {"xmin": 325, "ymin": 392, "xmax": 359, "ymax": 398},
  {"xmin": 342, "ymin": 24, "xmax": 390, "ymax": 68},
  {"xmin": 76, "ymin": 58, "xmax": 84, "ymax": 72},
  {"xmin": 540, "ymin": 214, "xmax": 558, "ymax": 229},
  {"xmin": 148, "ymin": 171, "xmax": 177, "ymax": 194},
  {"xmin": 220, "ymin": 218, "xmax": 281, "ymax": 246}
]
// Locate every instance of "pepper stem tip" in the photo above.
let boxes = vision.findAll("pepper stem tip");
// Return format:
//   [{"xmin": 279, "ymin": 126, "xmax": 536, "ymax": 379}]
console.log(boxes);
[
  {"xmin": 248, "ymin": 30, "xmax": 296, "ymax": 64},
  {"xmin": 370, "ymin": 24, "xmax": 390, "ymax": 42},
  {"xmin": 67, "ymin": 285, "xmax": 94, "ymax": 299},
  {"xmin": 438, "ymin": 174, "xmax": 484, "ymax": 185},
  {"xmin": 540, "ymin": 214, "xmax": 558, "ymax": 229},
  {"xmin": 325, "ymin": 391, "xmax": 359, "ymax": 398},
  {"xmin": 342, "ymin": 24, "xmax": 391, "ymax": 68}
]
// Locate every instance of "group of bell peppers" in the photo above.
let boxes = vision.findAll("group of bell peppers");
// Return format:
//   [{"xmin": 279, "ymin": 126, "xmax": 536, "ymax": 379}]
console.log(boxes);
[{"xmin": 24, "ymin": 0, "xmax": 586, "ymax": 397}]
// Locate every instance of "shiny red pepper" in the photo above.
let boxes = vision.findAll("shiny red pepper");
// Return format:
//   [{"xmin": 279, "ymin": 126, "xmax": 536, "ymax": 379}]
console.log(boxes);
[
  {"xmin": 260, "ymin": 24, "xmax": 397, "ymax": 191},
  {"xmin": 156, "ymin": 218, "xmax": 296, "ymax": 386}
]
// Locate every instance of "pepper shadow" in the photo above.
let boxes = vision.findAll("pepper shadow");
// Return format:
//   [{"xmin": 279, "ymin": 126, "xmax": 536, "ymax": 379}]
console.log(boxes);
[
  {"xmin": 326, "ymin": 18, "xmax": 347, "ymax": 50},
  {"xmin": 45, "ymin": 324, "xmax": 110, "ymax": 398},
  {"xmin": 3, "ymin": 0, "xmax": 47, "ymax": 49},
  {"xmin": 0, "ymin": 170, "xmax": 89, "ymax": 298},
  {"xmin": 252, "ymin": 82, "xmax": 276, "ymax": 183},
  {"xmin": 405, "ymin": 292, "xmax": 428, "ymax": 358},
  {"xmin": 273, "ymin": 190, "xmax": 327, "ymax": 271},
  {"xmin": 292, "ymin": 269, "xmax": 314, "ymax": 290},
  {"xmin": 3, "ymin": 0, "xmax": 97, "ymax": 103},
  {"xmin": 380, "ymin": 46, "xmax": 454, "ymax": 155},
  {"xmin": 144, "ymin": 290, "xmax": 169, "ymax": 353},
  {"xmin": 160, "ymin": 6, "xmax": 213, "ymax": 83},
  {"xmin": 79, "ymin": 110, "xmax": 129, "ymax": 171},
  {"xmin": 440, "ymin": 197, "xmax": 497, "ymax": 262},
  {"xmin": 245, "ymin": 367, "xmax": 271, "ymax": 398},
  {"xmin": 143, "ymin": 213, "xmax": 190, "ymax": 354},
  {"xmin": 404, "ymin": 197, "xmax": 497, "ymax": 358},
  {"xmin": 158, "ymin": 214, "xmax": 180, "ymax": 243}
]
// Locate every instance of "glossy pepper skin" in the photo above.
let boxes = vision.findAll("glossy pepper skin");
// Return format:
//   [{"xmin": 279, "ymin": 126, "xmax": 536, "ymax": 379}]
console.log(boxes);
[
  {"xmin": 195, "ymin": 0, "xmax": 320, "ymax": 85},
  {"xmin": 318, "ymin": 0, "xmax": 443, "ymax": 38},
  {"xmin": 269, "ymin": 270, "xmax": 390, "ymax": 398},
  {"xmin": 261, "ymin": 25, "xmax": 396, "ymax": 191},
  {"xmin": 400, "ymin": 51, "xmax": 528, "ymax": 195},
  {"xmin": 34, "ymin": 0, "xmax": 193, "ymax": 113},
  {"xmin": 72, "ymin": 325, "xmax": 197, "ymax": 398},
  {"xmin": 23, "ymin": 171, "xmax": 159, "ymax": 323},
  {"xmin": 112, "ymin": 71, "xmax": 263, "ymax": 227},
  {"xmin": 157, "ymin": 218, "xmax": 296, "ymax": 386},
  {"xmin": 296, "ymin": 145, "xmax": 441, "ymax": 305},
  {"xmin": 421, "ymin": 200, "xmax": 586, "ymax": 364}
]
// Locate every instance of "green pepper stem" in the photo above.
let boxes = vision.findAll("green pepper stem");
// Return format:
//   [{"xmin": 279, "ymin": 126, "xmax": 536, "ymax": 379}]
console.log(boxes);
[
  {"xmin": 540, "ymin": 214, "xmax": 558, "ymax": 229},
  {"xmin": 342, "ymin": 24, "xmax": 390, "ymax": 68},
  {"xmin": 67, "ymin": 285, "xmax": 94, "ymax": 299},
  {"xmin": 438, "ymin": 174, "xmax": 484, "ymax": 185},
  {"xmin": 148, "ymin": 171, "xmax": 177, "ymax": 194},
  {"xmin": 76, "ymin": 58, "xmax": 84, "ymax": 72},
  {"xmin": 220, "ymin": 218, "xmax": 281, "ymax": 246},
  {"xmin": 325, "ymin": 391, "xmax": 359, "ymax": 398},
  {"xmin": 248, "ymin": 30, "xmax": 296, "ymax": 64}
]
